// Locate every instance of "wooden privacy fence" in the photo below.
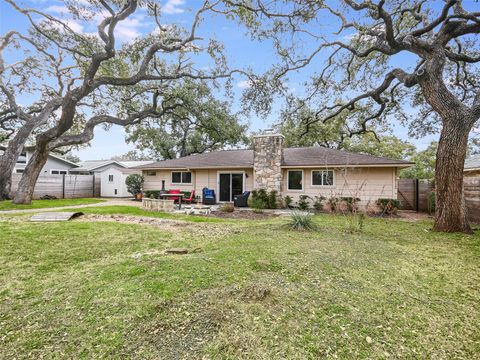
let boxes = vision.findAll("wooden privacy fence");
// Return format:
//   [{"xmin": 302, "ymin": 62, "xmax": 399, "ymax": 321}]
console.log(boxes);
[
  {"xmin": 464, "ymin": 177, "xmax": 480, "ymax": 223},
  {"xmin": 398, "ymin": 178, "xmax": 480, "ymax": 223},
  {"xmin": 10, "ymin": 174, "xmax": 100, "ymax": 199},
  {"xmin": 397, "ymin": 179, "xmax": 433, "ymax": 212}
]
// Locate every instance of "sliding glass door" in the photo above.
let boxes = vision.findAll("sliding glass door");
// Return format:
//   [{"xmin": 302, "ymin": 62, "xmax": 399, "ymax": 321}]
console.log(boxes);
[{"xmin": 218, "ymin": 172, "xmax": 244, "ymax": 202}]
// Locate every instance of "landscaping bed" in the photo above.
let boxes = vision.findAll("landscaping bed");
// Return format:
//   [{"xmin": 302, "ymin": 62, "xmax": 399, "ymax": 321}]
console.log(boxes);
[{"xmin": 205, "ymin": 210, "xmax": 279, "ymax": 220}]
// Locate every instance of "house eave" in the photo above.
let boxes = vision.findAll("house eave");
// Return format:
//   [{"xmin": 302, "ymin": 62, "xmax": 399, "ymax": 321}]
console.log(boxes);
[
  {"xmin": 280, "ymin": 163, "xmax": 413, "ymax": 169},
  {"xmin": 48, "ymin": 153, "xmax": 80, "ymax": 167},
  {"xmin": 138, "ymin": 165, "xmax": 253, "ymax": 171},
  {"xmin": 139, "ymin": 163, "xmax": 413, "ymax": 170}
]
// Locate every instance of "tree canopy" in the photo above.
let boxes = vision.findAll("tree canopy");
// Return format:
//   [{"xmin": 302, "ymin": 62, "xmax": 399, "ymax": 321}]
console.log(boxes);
[
  {"xmin": 225, "ymin": 0, "xmax": 480, "ymax": 233},
  {"xmin": 125, "ymin": 81, "xmax": 247, "ymax": 160},
  {"xmin": 400, "ymin": 141, "xmax": 437, "ymax": 180},
  {"xmin": 0, "ymin": 0, "xmax": 246, "ymax": 203}
]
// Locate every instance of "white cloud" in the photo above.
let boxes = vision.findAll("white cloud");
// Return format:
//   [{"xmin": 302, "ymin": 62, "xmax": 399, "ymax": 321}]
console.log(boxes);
[
  {"xmin": 45, "ymin": 5, "xmax": 70, "ymax": 14},
  {"xmin": 45, "ymin": 18, "xmax": 85, "ymax": 34},
  {"xmin": 64, "ymin": 19, "xmax": 84, "ymax": 34},
  {"xmin": 163, "ymin": 0, "xmax": 185, "ymax": 15},
  {"xmin": 45, "ymin": 5, "xmax": 150, "ymax": 43},
  {"xmin": 113, "ymin": 16, "xmax": 144, "ymax": 41},
  {"xmin": 237, "ymin": 80, "xmax": 252, "ymax": 89}
]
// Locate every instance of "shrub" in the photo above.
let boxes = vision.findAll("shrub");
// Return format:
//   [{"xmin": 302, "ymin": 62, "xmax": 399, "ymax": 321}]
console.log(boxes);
[
  {"xmin": 287, "ymin": 211, "xmax": 317, "ymax": 231},
  {"xmin": 327, "ymin": 196, "xmax": 340, "ymax": 212},
  {"xmin": 144, "ymin": 190, "xmax": 160, "ymax": 199},
  {"xmin": 376, "ymin": 198, "xmax": 401, "ymax": 215},
  {"xmin": 297, "ymin": 195, "xmax": 311, "ymax": 210},
  {"xmin": 251, "ymin": 194, "xmax": 265, "ymax": 212},
  {"xmin": 252, "ymin": 207, "xmax": 264, "ymax": 214},
  {"xmin": 220, "ymin": 203, "xmax": 235, "ymax": 212},
  {"xmin": 283, "ymin": 195, "xmax": 293, "ymax": 209},
  {"xmin": 427, "ymin": 191, "xmax": 436, "ymax": 214},
  {"xmin": 251, "ymin": 189, "xmax": 278, "ymax": 209},
  {"xmin": 346, "ymin": 212, "xmax": 366, "ymax": 233},
  {"xmin": 313, "ymin": 196, "xmax": 326, "ymax": 212},
  {"xmin": 341, "ymin": 197, "xmax": 361, "ymax": 213},
  {"xmin": 125, "ymin": 174, "xmax": 144, "ymax": 196},
  {"xmin": 267, "ymin": 190, "xmax": 278, "ymax": 209}
]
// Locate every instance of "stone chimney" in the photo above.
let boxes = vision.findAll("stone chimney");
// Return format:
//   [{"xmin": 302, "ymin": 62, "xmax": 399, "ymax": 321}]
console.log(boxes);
[{"xmin": 253, "ymin": 129, "xmax": 284, "ymax": 192}]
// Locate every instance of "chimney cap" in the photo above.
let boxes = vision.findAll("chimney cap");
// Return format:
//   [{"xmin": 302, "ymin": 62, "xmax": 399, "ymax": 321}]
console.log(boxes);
[{"xmin": 253, "ymin": 129, "xmax": 285, "ymax": 138}]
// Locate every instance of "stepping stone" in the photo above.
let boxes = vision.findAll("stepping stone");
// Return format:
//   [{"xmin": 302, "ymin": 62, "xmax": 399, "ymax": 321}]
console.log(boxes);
[
  {"xmin": 30, "ymin": 212, "xmax": 84, "ymax": 222},
  {"xmin": 165, "ymin": 248, "xmax": 189, "ymax": 254}
]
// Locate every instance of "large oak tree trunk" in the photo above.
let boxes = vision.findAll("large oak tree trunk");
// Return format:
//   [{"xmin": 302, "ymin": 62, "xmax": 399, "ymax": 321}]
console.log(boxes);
[
  {"xmin": 417, "ymin": 54, "xmax": 476, "ymax": 234},
  {"xmin": 0, "ymin": 156, "xmax": 15, "ymax": 200},
  {"xmin": 433, "ymin": 118, "xmax": 472, "ymax": 234},
  {"xmin": 12, "ymin": 145, "xmax": 49, "ymax": 205},
  {"xmin": 0, "ymin": 125, "xmax": 36, "ymax": 200}
]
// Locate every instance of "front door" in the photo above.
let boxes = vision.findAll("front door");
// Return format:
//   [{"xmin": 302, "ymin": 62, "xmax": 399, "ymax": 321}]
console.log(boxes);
[{"xmin": 218, "ymin": 173, "xmax": 244, "ymax": 202}]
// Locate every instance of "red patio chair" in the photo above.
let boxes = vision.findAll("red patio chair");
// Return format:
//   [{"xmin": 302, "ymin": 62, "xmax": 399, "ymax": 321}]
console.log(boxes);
[
  {"xmin": 168, "ymin": 189, "xmax": 181, "ymax": 203},
  {"xmin": 183, "ymin": 190, "xmax": 195, "ymax": 204}
]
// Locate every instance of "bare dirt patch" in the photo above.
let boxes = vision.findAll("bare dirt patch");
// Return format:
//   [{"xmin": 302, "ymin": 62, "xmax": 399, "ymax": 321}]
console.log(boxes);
[
  {"xmin": 396, "ymin": 210, "xmax": 433, "ymax": 221},
  {"xmin": 125, "ymin": 279, "xmax": 280, "ymax": 359},
  {"xmin": 75, "ymin": 214, "xmax": 241, "ymax": 239},
  {"xmin": 76, "ymin": 213, "xmax": 189, "ymax": 231},
  {"xmin": 205, "ymin": 210, "xmax": 279, "ymax": 220}
]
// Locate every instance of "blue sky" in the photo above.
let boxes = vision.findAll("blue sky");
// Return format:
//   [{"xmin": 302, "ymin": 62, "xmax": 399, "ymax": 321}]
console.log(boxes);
[{"xmin": 1, "ymin": 0, "xmax": 465, "ymax": 161}]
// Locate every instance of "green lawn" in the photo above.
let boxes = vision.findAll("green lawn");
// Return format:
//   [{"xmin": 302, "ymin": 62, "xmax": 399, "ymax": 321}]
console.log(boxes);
[
  {"xmin": 0, "ymin": 198, "xmax": 105, "ymax": 211},
  {"xmin": 0, "ymin": 212, "xmax": 479, "ymax": 359}
]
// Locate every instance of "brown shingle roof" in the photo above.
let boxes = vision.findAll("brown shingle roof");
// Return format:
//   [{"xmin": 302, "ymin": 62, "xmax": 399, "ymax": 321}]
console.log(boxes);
[
  {"xmin": 138, "ymin": 149, "xmax": 253, "ymax": 169},
  {"xmin": 136, "ymin": 147, "xmax": 412, "ymax": 170},
  {"xmin": 283, "ymin": 147, "xmax": 412, "ymax": 166}
]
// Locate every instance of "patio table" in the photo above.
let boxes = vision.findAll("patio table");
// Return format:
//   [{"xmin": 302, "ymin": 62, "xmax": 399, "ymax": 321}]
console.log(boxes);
[{"xmin": 159, "ymin": 193, "xmax": 184, "ymax": 209}]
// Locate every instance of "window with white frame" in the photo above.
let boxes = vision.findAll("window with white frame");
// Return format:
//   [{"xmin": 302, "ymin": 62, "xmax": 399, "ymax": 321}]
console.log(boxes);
[
  {"xmin": 108, "ymin": 174, "xmax": 114, "ymax": 182},
  {"xmin": 171, "ymin": 171, "xmax": 191, "ymax": 184},
  {"xmin": 287, "ymin": 170, "xmax": 303, "ymax": 190},
  {"xmin": 312, "ymin": 170, "xmax": 334, "ymax": 186},
  {"xmin": 51, "ymin": 169, "xmax": 68, "ymax": 175},
  {"xmin": 17, "ymin": 152, "xmax": 27, "ymax": 164}
]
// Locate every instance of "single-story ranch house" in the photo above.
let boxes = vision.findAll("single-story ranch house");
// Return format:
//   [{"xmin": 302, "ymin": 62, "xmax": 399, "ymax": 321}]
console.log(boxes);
[{"xmin": 137, "ymin": 132, "xmax": 412, "ymax": 207}]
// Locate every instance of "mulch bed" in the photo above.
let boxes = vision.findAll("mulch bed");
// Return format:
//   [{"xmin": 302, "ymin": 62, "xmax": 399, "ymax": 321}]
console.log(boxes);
[{"xmin": 205, "ymin": 210, "xmax": 279, "ymax": 220}]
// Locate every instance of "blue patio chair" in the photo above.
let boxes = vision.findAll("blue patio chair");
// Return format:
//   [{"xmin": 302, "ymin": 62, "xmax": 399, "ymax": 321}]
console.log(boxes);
[{"xmin": 202, "ymin": 187, "xmax": 216, "ymax": 205}]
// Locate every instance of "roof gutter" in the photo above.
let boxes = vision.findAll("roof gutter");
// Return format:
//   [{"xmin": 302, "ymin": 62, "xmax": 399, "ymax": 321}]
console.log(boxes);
[
  {"xmin": 136, "ymin": 165, "xmax": 253, "ymax": 170},
  {"xmin": 280, "ymin": 163, "xmax": 414, "ymax": 169}
]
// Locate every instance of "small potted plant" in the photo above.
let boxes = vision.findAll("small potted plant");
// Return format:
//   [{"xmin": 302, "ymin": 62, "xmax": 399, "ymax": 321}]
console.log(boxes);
[
  {"xmin": 195, "ymin": 195, "xmax": 202, "ymax": 208},
  {"xmin": 125, "ymin": 174, "xmax": 144, "ymax": 201}
]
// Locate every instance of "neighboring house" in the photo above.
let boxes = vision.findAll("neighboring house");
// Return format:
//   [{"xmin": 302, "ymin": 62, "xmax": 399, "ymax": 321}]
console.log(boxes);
[
  {"xmin": 464, "ymin": 154, "xmax": 480, "ymax": 178},
  {"xmin": 0, "ymin": 145, "xmax": 79, "ymax": 175},
  {"xmin": 137, "ymin": 132, "xmax": 412, "ymax": 207},
  {"xmin": 71, "ymin": 160, "xmax": 153, "ymax": 197}
]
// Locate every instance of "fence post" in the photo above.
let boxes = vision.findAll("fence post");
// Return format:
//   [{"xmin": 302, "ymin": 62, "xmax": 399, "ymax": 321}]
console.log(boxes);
[
  {"xmin": 415, "ymin": 179, "xmax": 419, "ymax": 212},
  {"xmin": 92, "ymin": 174, "xmax": 95, "ymax": 198},
  {"xmin": 62, "ymin": 174, "xmax": 66, "ymax": 199}
]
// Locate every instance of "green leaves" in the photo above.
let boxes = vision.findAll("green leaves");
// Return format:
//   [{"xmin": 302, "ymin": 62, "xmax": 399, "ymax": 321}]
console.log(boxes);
[
  {"xmin": 125, "ymin": 174, "xmax": 144, "ymax": 196},
  {"xmin": 400, "ymin": 141, "xmax": 437, "ymax": 180},
  {"xmin": 125, "ymin": 80, "xmax": 247, "ymax": 159}
]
